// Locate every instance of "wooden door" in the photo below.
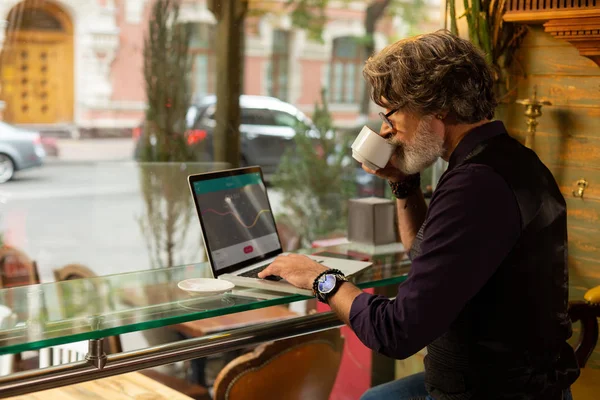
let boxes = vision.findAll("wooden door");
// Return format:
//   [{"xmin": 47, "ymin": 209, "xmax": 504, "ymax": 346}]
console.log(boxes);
[{"xmin": 1, "ymin": 31, "xmax": 73, "ymax": 124}]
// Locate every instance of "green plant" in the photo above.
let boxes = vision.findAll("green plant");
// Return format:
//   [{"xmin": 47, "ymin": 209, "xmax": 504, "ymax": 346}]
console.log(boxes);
[
  {"xmin": 140, "ymin": 0, "xmax": 194, "ymax": 163},
  {"xmin": 138, "ymin": 0, "xmax": 196, "ymax": 269},
  {"xmin": 446, "ymin": 0, "xmax": 527, "ymax": 101},
  {"xmin": 272, "ymin": 89, "xmax": 357, "ymax": 246}
]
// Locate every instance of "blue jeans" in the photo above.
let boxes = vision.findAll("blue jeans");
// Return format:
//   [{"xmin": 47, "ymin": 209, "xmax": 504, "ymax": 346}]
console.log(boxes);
[
  {"xmin": 360, "ymin": 372, "xmax": 574, "ymax": 400},
  {"xmin": 360, "ymin": 372, "xmax": 431, "ymax": 400}
]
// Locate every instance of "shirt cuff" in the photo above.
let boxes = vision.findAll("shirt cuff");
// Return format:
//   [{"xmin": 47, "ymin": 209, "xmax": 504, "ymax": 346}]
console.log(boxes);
[{"xmin": 349, "ymin": 292, "xmax": 375, "ymax": 331}]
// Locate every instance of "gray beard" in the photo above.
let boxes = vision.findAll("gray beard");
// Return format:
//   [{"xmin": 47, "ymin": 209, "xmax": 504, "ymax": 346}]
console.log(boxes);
[{"xmin": 392, "ymin": 119, "xmax": 445, "ymax": 175}]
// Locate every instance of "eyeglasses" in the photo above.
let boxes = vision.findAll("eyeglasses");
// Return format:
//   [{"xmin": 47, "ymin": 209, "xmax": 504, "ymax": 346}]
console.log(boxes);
[{"xmin": 379, "ymin": 109, "xmax": 399, "ymax": 130}]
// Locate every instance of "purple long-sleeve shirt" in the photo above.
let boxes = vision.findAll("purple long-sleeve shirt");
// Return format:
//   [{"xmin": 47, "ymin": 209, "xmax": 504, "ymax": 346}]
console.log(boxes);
[{"xmin": 349, "ymin": 121, "xmax": 522, "ymax": 360}]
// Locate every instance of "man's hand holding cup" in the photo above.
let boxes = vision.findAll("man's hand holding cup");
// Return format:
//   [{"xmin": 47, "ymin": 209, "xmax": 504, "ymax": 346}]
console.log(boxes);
[{"xmin": 351, "ymin": 126, "xmax": 403, "ymax": 181}]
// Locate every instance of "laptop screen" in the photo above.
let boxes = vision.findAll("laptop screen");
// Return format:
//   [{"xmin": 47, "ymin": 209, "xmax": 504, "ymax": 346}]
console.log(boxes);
[{"xmin": 191, "ymin": 169, "xmax": 282, "ymax": 273}]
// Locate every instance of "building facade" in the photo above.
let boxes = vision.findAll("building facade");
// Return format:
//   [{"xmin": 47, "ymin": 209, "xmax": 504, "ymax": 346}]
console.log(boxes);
[{"xmin": 0, "ymin": 0, "xmax": 441, "ymax": 136}]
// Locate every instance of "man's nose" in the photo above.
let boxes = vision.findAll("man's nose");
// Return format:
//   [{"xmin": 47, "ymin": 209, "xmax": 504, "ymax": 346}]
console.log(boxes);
[{"xmin": 380, "ymin": 121, "xmax": 393, "ymax": 137}]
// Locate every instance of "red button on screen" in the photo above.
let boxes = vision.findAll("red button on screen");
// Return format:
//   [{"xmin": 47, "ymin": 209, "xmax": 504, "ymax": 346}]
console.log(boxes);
[{"xmin": 244, "ymin": 246, "xmax": 254, "ymax": 254}]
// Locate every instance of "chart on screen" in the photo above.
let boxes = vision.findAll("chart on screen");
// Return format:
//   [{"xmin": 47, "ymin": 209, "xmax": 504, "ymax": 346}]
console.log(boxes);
[{"xmin": 195, "ymin": 176, "xmax": 280, "ymax": 270}]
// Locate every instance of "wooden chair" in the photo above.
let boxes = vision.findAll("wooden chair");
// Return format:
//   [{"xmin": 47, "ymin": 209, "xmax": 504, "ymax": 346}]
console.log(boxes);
[
  {"xmin": 0, "ymin": 246, "xmax": 40, "ymax": 375},
  {"xmin": 53, "ymin": 263, "xmax": 96, "ymax": 281},
  {"xmin": 568, "ymin": 285, "xmax": 600, "ymax": 399},
  {"xmin": 213, "ymin": 328, "xmax": 344, "ymax": 400},
  {"xmin": 0, "ymin": 245, "xmax": 39, "ymax": 288},
  {"xmin": 50, "ymin": 264, "xmax": 210, "ymax": 400}
]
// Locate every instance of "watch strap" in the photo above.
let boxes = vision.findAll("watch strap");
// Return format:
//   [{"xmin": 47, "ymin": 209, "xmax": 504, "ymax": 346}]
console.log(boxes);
[{"xmin": 388, "ymin": 174, "xmax": 421, "ymax": 199}]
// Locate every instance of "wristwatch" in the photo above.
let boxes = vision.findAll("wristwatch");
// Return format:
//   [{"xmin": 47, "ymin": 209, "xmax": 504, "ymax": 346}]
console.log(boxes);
[{"xmin": 313, "ymin": 270, "xmax": 348, "ymax": 303}]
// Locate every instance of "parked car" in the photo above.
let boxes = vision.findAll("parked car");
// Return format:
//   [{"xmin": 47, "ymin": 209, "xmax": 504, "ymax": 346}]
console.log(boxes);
[
  {"xmin": 133, "ymin": 95, "xmax": 320, "ymax": 175},
  {"xmin": 0, "ymin": 121, "xmax": 45, "ymax": 183}
]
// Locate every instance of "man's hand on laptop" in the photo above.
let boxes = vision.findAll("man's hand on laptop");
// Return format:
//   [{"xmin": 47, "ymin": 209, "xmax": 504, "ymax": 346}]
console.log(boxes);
[{"xmin": 258, "ymin": 254, "xmax": 328, "ymax": 290}]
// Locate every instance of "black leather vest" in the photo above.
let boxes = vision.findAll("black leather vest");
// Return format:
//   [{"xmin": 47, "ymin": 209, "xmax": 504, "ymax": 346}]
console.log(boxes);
[{"xmin": 409, "ymin": 133, "xmax": 580, "ymax": 399}]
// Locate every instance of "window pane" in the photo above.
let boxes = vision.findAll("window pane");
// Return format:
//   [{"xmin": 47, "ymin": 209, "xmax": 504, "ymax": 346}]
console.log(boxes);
[
  {"xmin": 334, "ymin": 37, "xmax": 358, "ymax": 59},
  {"xmin": 189, "ymin": 23, "xmax": 215, "ymax": 97},
  {"xmin": 345, "ymin": 64, "xmax": 356, "ymax": 103},
  {"xmin": 278, "ymin": 60, "xmax": 288, "ymax": 87},
  {"xmin": 331, "ymin": 36, "xmax": 364, "ymax": 103},
  {"xmin": 11, "ymin": 9, "xmax": 63, "ymax": 31},
  {"xmin": 279, "ymin": 87, "xmax": 288, "ymax": 101},
  {"xmin": 194, "ymin": 54, "xmax": 208, "ymax": 98},
  {"xmin": 241, "ymin": 109, "xmax": 276, "ymax": 125},
  {"xmin": 190, "ymin": 23, "xmax": 214, "ymax": 49},
  {"xmin": 270, "ymin": 30, "xmax": 290, "ymax": 101},
  {"xmin": 332, "ymin": 63, "xmax": 343, "ymax": 103},
  {"xmin": 208, "ymin": 53, "xmax": 216, "ymax": 94},
  {"xmin": 266, "ymin": 62, "xmax": 274, "ymax": 97},
  {"xmin": 273, "ymin": 111, "xmax": 298, "ymax": 128},
  {"xmin": 273, "ymin": 30, "xmax": 289, "ymax": 54}
]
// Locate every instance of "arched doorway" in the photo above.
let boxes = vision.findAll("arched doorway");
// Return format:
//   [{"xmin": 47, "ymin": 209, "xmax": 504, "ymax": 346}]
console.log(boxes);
[{"xmin": 0, "ymin": 0, "xmax": 74, "ymax": 124}]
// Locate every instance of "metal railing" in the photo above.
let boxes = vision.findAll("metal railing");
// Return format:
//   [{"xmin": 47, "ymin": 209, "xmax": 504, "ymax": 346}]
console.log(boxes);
[{"xmin": 0, "ymin": 312, "xmax": 344, "ymax": 398}]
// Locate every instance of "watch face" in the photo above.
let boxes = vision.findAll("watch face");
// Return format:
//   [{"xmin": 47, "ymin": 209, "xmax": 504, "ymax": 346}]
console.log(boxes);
[{"xmin": 318, "ymin": 274, "xmax": 337, "ymax": 294}]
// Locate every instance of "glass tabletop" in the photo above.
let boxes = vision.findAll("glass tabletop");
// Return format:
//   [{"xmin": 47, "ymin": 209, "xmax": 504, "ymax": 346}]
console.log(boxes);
[{"xmin": 0, "ymin": 243, "xmax": 410, "ymax": 355}]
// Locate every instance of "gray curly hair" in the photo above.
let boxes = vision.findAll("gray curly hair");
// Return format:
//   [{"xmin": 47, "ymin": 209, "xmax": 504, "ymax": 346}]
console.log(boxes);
[{"xmin": 363, "ymin": 29, "xmax": 497, "ymax": 123}]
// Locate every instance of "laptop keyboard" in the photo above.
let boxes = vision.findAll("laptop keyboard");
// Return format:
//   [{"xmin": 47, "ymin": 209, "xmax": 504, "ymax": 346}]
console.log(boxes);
[
  {"xmin": 239, "ymin": 259, "xmax": 325, "ymax": 282},
  {"xmin": 239, "ymin": 265, "xmax": 282, "ymax": 281}
]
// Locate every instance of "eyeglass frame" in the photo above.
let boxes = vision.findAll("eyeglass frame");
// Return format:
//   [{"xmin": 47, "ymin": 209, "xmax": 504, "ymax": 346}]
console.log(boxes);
[{"xmin": 379, "ymin": 109, "xmax": 399, "ymax": 130}]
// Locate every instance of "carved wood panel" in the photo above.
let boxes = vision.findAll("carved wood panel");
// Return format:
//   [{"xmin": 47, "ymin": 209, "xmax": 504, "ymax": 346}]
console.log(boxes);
[
  {"xmin": 504, "ymin": 1, "xmax": 600, "ymax": 22},
  {"xmin": 544, "ymin": 17, "xmax": 600, "ymax": 67},
  {"xmin": 504, "ymin": 4, "xmax": 600, "ymax": 67},
  {"xmin": 507, "ymin": 0, "xmax": 598, "ymax": 13}
]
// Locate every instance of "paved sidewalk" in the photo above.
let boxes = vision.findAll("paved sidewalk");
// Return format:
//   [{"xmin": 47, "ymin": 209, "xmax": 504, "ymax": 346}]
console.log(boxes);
[{"xmin": 48, "ymin": 138, "xmax": 135, "ymax": 163}]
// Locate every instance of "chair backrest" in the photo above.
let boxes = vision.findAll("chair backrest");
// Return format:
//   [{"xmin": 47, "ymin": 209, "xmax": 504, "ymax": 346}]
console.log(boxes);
[
  {"xmin": 0, "ymin": 245, "xmax": 39, "ymax": 288},
  {"xmin": 568, "ymin": 297, "xmax": 600, "ymax": 367},
  {"xmin": 0, "ymin": 246, "xmax": 38, "ymax": 375},
  {"xmin": 54, "ymin": 264, "xmax": 122, "ymax": 353},
  {"xmin": 37, "ymin": 264, "xmax": 123, "ymax": 370},
  {"xmin": 53, "ymin": 263, "xmax": 97, "ymax": 281},
  {"xmin": 213, "ymin": 328, "xmax": 344, "ymax": 400}
]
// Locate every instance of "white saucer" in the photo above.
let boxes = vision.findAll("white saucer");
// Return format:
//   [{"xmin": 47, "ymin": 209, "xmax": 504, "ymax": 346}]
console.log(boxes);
[{"xmin": 178, "ymin": 278, "xmax": 235, "ymax": 296}]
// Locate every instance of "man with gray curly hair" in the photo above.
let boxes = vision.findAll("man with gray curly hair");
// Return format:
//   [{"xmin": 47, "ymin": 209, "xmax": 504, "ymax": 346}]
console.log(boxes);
[{"xmin": 259, "ymin": 30, "xmax": 579, "ymax": 399}]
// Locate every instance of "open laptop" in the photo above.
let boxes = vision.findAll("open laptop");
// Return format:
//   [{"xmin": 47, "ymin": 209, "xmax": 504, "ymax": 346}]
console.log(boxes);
[{"xmin": 188, "ymin": 166, "xmax": 372, "ymax": 296}]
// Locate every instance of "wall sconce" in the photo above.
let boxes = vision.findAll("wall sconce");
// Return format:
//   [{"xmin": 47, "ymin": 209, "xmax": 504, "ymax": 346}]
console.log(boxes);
[{"xmin": 516, "ymin": 85, "xmax": 552, "ymax": 148}]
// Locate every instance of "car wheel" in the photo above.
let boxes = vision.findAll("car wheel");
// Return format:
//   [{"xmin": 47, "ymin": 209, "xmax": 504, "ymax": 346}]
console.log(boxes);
[{"xmin": 0, "ymin": 154, "xmax": 15, "ymax": 183}]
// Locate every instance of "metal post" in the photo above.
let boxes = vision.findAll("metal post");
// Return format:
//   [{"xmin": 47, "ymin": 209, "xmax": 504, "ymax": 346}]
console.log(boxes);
[{"xmin": 86, "ymin": 339, "xmax": 107, "ymax": 370}]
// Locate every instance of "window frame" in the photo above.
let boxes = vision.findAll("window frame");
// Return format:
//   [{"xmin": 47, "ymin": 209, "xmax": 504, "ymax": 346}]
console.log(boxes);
[
  {"xmin": 189, "ymin": 23, "xmax": 216, "ymax": 99},
  {"xmin": 268, "ymin": 29, "xmax": 291, "ymax": 101},
  {"xmin": 329, "ymin": 36, "xmax": 364, "ymax": 104}
]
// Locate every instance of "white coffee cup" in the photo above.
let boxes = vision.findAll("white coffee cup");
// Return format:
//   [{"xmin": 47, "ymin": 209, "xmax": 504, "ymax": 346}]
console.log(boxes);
[{"xmin": 351, "ymin": 126, "xmax": 395, "ymax": 171}]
